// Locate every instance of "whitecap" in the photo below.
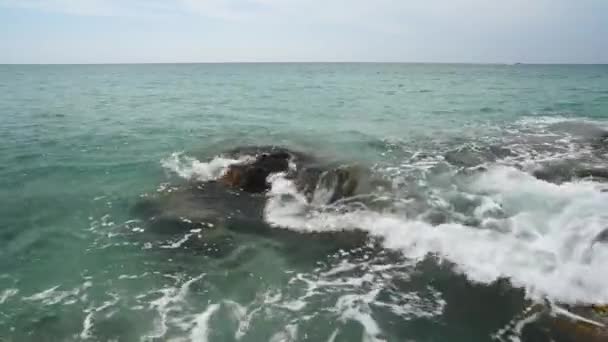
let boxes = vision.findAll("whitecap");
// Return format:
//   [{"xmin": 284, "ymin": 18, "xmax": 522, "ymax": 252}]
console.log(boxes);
[
  {"xmin": 264, "ymin": 166, "xmax": 608, "ymax": 305},
  {"xmin": 0, "ymin": 289, "xmax": 18, "ymax": 304},
  {"xmin": 161, "ymin": 152, "xmax": 248, "ymax": 182},
  {"xmin": 189, "ymin": 303, "xmax": 220, "ymax": 342},
  {"xmin": 80, "ymin": 293, "xmax": 120, "ymax": 340},
  {"xmin": 144, "ymin": 274, "xmax": 205, "ymax": 340}
]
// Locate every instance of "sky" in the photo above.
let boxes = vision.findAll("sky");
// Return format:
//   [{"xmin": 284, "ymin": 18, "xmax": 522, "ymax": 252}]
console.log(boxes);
[{"xmin": 1, "ymin": 0, "xmax": 607, "ymax": 64}]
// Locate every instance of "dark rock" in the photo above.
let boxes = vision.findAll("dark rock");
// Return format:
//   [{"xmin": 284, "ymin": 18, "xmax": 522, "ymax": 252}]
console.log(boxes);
[
  {"xmin": 532, "ymin": 163, "xmax": 577, "ymax": 184},
  {"xmin": 444, "ymin": 148, "xmax": 485, "ymax": 167},
  {"xmin": 593, "ymin": 228, "xmax": 608, "ymax": 244},
  {"xmin": 532, "ymin": 162, "xmax": 608, "ymax": 184},
  {"xmin": 547, "ymin": 121, "xmax": 608, "ymax": 139},
  {"xmin": 302, "ymin": 165, "xmax": 383, "ymax": 205},
  {"xmin": 221, "ymin": 145, "xmax": 316, "ymax": 166},
  {"xmin": 575, "ymin": 168, "xmax": 608, "ymax": 181},
  {"xmin": 312, "ymin": 166, "xmax": 361, "ymax": 204},
  {"xmin": 550, "ymin": 305, "xmax": 608, "ymax": 342},
  {"xmin": 132, "ymin": 182, "xmax": 265, "ymax": 235},
  {"xmin": 219, "ymin": 151, "xmax": 291, "ymax": 192},
  {"xmin": 444, "ymin": 146, "xmax": 513, "ymax": 168},
  {"xmin": 294, "ymin": 166, "xmax": 324, "ymax": 200},
  {"xmin": 130, "ymin": 146, "xmax": 384, "ymax": 257}
]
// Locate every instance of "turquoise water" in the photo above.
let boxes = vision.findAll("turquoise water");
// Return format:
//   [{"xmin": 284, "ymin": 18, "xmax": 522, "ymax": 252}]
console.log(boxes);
[{"xmin": 1, "ymin": 63, "xmax": 608, "ymax": 341}]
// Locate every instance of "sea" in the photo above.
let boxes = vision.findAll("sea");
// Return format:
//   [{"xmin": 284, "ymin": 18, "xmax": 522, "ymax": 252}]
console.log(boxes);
[{"xmin": 1, "ymin": 63, "xmax": 608, "ymax": 342}]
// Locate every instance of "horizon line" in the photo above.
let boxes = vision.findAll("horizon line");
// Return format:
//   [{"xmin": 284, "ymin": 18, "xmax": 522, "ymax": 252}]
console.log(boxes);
[{"xmin": 1, "ymin": 61, "xmax": 607, "ymax": 66}]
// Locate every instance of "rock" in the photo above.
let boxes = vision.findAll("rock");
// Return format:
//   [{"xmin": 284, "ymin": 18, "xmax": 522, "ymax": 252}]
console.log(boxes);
[
  {"xmin": 298, "ymin": 164, "xmax": 379, "ymax": 205},
  {"xmin": 219, "ymin": 151, "xmax": 291, "ymax": 192},
  {"xmin": 294, "ymin": 166, "xmax": 324, "ymax": 200},
  {"xmin": 592, "ymin": 305, "xmax": 608, "ymax": 316},
  {"xmin": 593, "ymin": 228, "xmax": 608, "ymax": 244},
  {"xmin": 444, "ymin": 146, "xmax": 514, "ymax": 168},
  {"xmin": 547, "ymin": 121, "xmax": 608, "ymax": 139},
  {"xmin": 131, "ymin": 146, "xmax": 384, "ymax": 255},
  {"xmin": 532, "ymin": 161, "xmax": 608, "ymax": 184},
  {"xmin": 216, "ymin": 146, "xmax": 381, "ymax": 205},
  {"xmin": 552, "ymin": 320, "xmax": 608, "ymax": 342},
  {"xmin": 132, "ymin": 182, "xmax": 265, "ymax": 235},
  {"xmin": 550, "ymin": 305, "xmax": 608, "ymax": 342},
  {"xmin": 222, "ymin": 145, "xmax": 316, "ymax": 167},
  {"xmin": 532, "ymin": 162, "xmax": 577, "ymax": 184},
  {"xmin": 313, "ymin": 166, "xmax": 362, "ymax": 204},
  {"xmin": 575, "ymin": 168, "xmax": 608, "ymax": 181},
  {"xmin": 444, "ymin": 148, "xmax": 485, "ymax": 167}
]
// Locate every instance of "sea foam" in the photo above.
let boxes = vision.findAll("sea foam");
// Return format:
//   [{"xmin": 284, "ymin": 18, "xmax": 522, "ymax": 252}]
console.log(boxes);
[{"xmin": 264, "ymin": 165, "xmax": 608, "ymax": 305}]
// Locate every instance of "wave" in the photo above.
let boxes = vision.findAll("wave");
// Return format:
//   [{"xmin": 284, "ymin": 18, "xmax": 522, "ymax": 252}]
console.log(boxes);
[
  {"xmin": 264, "ymin": 165, "xmax": 608, "ymax": 305},
  {"xmin": 161, "ymin": 152, "xmax": 249, "ymax": 182},
  {"xmin": 157, "ymin": 117, "xmax": 608, "ymax": 306}
]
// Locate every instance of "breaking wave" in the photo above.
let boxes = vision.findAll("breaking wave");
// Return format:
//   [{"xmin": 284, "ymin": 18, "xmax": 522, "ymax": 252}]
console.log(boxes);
[
  {"xmin": 263, "ymin": 118, "xmax": 608, "ymax": 305},
  {"xmin": 160, "ymin": 117, "xmax": 608, "ymax": 306},
  {"xmin": 161, "ymin": 152, "xmax": 249, "ymax": 182},
  {"xmin": 264, "ymin": 166, "xmax": 608, "ymax": 304}
]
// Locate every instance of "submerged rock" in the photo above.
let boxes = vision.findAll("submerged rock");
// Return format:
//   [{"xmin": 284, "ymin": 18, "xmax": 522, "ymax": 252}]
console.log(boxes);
[
  {"xmin": 547, "ymin": 121, "xmax": 608, "ymax": 140},
  {"xmin": 444, "ymin": 145, "xmax": 514, "ymax": 168},
  {"xmin": 132, "ymin": 182, "xmax": 265, "ymax": 235},
  {"xmin": 131, "ymin": 146, "xmax": 380, "ymax": 255},
  {"xmin": 550, "ymin": 305, "xmax": 608, "ymax": 342},
  {"xmin": 532, "ymin": 161, "xmax": 579, "ymax": 184},
  {"xmin": 575, "ymin": 168, "xmax": 608, "ymax": 181},
  {"xmin": 532, "ymin": 160, "xmax": 608, "ymax": 184}
]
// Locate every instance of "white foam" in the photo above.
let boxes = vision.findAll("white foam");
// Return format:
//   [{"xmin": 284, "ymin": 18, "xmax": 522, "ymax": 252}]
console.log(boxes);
[
  {"xmin": 492, "ymin": 304, "xmax": 544, "ymax": 342},
  {"xmin": 516, "ymin": 116, "xmax": 608, "ymax": 130},
  {"xmin": 80, "ymin": 293, "xmax": 120, "ymax": 340},
  {"xmin": 0, "ymin": 288, "xmax": 18, "ymax": 304},
  {"xmin": 327, "ymin": 329, "xmax": 339, "ymax": 342},
  {"xmin": 373, "ymin": 288, "xmax": 445, "ymax": 319},
  {"xmin": 145, "ymin": 274, "xmax": 205, "ymax": 340},
  {"xmin": 223, "ymin": 300, "xmax": 252, "ymax": 340},
  {"xmin": 161, "ymin": 152, "xmax": 249, "ymax": 182},
  {"xmin": 264, "ymin": 166, "xmax": 608, "ymax": 305},
  {"xmin": 551, "ymin": 304, "xmax": 606, "ymax": 328},
  {"xmin": 334, "ymin": 288, "xmax": 386, "ymax": 342},
  {"xmin": 22, "ymin": 282, "xmax": 91, "ymax": 306},
  {"xmin": 118, "ymin": 272, "xmax": 149, "ymax": 280},
  {"xmin": 160, "ymin": 233, "xmax": 193, "ymax": 249},
  {"xmin": 189, "ymin": 303, "xmax": 220, "ymax": 342},
  {"xmin": 269, "ymin": 323, "xmax": 298, "ymax": 342}
]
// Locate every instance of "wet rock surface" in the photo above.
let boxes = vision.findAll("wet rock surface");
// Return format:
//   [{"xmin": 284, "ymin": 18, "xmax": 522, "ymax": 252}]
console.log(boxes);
[{"xmin": 132, "ymin": 146, "xmax": 375, "ymax": 257}]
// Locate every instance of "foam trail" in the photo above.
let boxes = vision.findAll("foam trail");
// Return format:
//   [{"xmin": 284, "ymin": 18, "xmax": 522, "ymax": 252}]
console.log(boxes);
[
  {"xmin": 269, "ymin": 324, "xmax": 298, "ymax": 342},
  {"xmin": 145, "ymin": 274, "xmax": 205, "ymax": 340},
  {"xmin": 160, "ymin": 233, "xmax": 193, "ymax": 249},
  {"xmin": 551, "ymin": 305, "xmax": 606, "ymax": 328},
  {"xmin": 264, "ymin": 166, "xmax": 608, "ymax": 305},
  {"xmin": 190, "ymin": 303, "xmax": 220, "ymax": 342},
  {"xmin": 334, "ymin": 289, "xmax": 386, "ymax": 342},
  {"xmin": 80, "ymin": 293, "xmax": 120, "ymax": 340},
  {"xmin": 0, "ymin": 289, "xmax": 18, "ymax": 304},
  {"xmin": 161, "ymin": 153, "xmax": 247, "ymax": 182}
]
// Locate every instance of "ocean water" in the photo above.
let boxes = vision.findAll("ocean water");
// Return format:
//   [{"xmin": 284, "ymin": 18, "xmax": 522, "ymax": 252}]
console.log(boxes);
[{"xmin": 1, "ymin": 63, "xmax": 608, "ymax": 342}]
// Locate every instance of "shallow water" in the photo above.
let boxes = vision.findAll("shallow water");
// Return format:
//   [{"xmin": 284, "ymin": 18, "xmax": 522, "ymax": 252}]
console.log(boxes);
[{"xmin": 1, "ymin": 63, "xmax": 608, "ymax": 341}]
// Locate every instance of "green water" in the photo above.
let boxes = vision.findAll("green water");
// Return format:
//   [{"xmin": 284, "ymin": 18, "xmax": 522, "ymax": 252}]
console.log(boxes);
[{"xmin": 1, "ymin": 63, "xmax": 608, "ymax": 342}]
